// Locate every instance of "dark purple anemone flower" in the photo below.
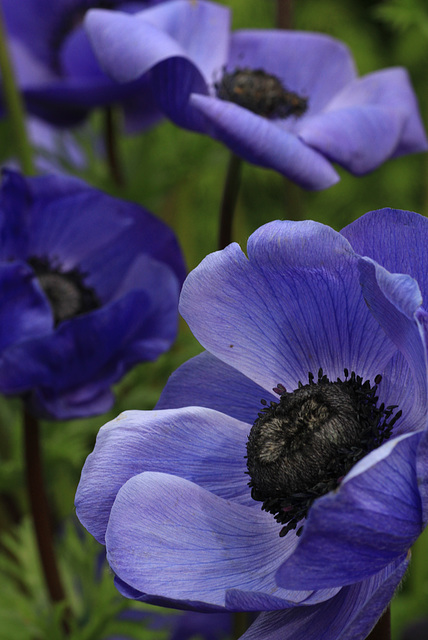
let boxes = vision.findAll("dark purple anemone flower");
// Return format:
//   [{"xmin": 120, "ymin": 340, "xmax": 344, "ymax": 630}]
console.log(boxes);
[
  {"xmin": 1, "ymin": 0, "xmax": 169, "ymax": 129},
  {"xmin": 76, "ymin": 209, "xmax": 428, "ymax": 639},
  {"xmin": 0, "ymin": 169, "xmax": 185, "ymax": 419},
  {"xmin": 84, "ymin": 1, "xmax": 427, "ymax": 189}
]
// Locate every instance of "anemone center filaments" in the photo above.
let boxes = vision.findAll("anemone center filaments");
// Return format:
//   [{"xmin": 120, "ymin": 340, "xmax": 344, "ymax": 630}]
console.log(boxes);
[
  {"xmin": 215, "ymin": 68, "xmax": 308, "ymax": 119},
  {"xmin": 246, "ymin": 369, "xmax": 402, "ymax": 537},
  {"xmin": 28, "ymin": 256, "xmax": 101, "ymax": 326}
]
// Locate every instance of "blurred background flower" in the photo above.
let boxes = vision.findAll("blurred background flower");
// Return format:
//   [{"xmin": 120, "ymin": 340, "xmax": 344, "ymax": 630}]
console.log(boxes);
[
  {"xmin": 0, "ymin": 169, "xmax": 186, "ymax": 419},
  {"xmin": 85, "ymin": 3, "xmax": 427, "ymax": 188},
  {"xmin": 0, "ymin": 0, "xmax": 168, "ymax": 131}
]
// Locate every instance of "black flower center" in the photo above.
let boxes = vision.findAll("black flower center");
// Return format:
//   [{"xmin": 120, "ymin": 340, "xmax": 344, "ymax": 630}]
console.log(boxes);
[
  {"xmin": 28, "ymin": 256, "xmax": 101, "ymax": 326},
  {"xmin": 246, "ymin": 369, "xmax": 402, "ymax": 537},
  {"xmin": 215, "ymin": 68, "xmax": 308, "ymax": 119}
]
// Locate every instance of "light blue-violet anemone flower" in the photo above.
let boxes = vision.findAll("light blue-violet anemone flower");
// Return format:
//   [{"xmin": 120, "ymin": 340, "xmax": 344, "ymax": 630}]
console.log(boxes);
[
  {"xmin": 0, "ymin": 0, "xmax": 170, "ymax": 129},
  {"xmin": 84, "ymin": 1, "xmax": 427, "ymax": 189},
  {"xmin": 76, "ymin": 209, "xmax": 428, "ymax": 640},
  {"xmin": 0, "ymin": 169, "xmax": 186, "ymax": 419}
]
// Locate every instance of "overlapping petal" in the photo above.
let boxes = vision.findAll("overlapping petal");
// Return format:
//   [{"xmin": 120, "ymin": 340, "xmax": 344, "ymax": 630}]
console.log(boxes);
[
  {"xmin": 156, "ymin": 351, "xmax": 278, "ymax": 423},
  {"xmin": 0, "ymin": 262, "xmax": 52, "ymax": 351},
  {"xmin": 85, "ymin": 1, "xmax": 229, "ymax": 84},
  {"xmin": 276, "ymin": 432, "xmax": 422, "ymax": 590},
  {"xmin": 105, "ymin": 472, "xmax": 337, "ymax": 611},
  {"xmin": 75, "ymin": 406, "xmax": 252, "ymax": 544},
  {"xmin": 241, "ymin": 557, "xmax": 408, "ymax": 640},
  {"xmin": 0, "ymin": 0, "xmax": 179, "ymax": 127}
]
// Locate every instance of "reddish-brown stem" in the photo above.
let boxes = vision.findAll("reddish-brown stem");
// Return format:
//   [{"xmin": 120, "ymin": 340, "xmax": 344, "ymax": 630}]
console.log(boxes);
[
  {"xmin": 276, "ymin": 0, "xmax": 293, "ymax": 30},
  {"xmin": 23, "ymin": 408, "xmax": 70, "ymax": 633},
  {"xmin": 367, "ymin": 608, "xmax": 391, "ymax": 640},
  {"xmin": 104, "ymin": 105, "xmax": 125, "ymax": 187}
]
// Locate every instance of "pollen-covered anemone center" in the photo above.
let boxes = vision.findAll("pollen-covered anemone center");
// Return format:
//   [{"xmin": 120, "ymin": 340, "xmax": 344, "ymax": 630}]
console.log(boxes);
[
  {"xmin": 215, "ymin": 68, "xmax": 308, "ymax": 119},
  {"xmin": 246, "ymin": 369, "xmax": 402, "ymax": 538},
  {"xmin": 28, "ymin": 256, "xmax": 101, "ymax": 326}
]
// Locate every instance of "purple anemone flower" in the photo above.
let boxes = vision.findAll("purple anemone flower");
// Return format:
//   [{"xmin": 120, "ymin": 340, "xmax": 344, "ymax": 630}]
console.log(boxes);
[
  {"xmin": 76, "ymin": 209, "xmax": 428, "ymax": 640},
  {"xmin": 84, "ymin": 1, "xmax": 428, "ymax": 189},
  {"xmin": 0, "ymin": 169, "xmax": 185, "ymax": 419},
  {"xmin": 1, "ymin": 0, "xmax": 168, "ymax": 129}
]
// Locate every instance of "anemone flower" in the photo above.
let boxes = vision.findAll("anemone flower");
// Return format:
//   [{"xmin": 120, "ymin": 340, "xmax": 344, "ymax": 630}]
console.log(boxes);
[
  {"xmin": 84, "ymin": 1, "xmax": 427, "ymax": 189},
  {"xmin": 76, "ymin": 209, "xmax": 428, "ymax": 640},
  {"xmin": 0, "ymin": 169, "xmax": 185, "ymax": 419},
  {"xmin": 1, "ymin": 0, "xmax": 170, "ymax": 129}
]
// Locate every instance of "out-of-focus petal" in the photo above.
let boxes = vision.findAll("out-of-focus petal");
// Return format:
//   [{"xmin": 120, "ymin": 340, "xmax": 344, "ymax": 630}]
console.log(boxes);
[
  {"xmin": 85, "ymin": 1, "xmax": 229, "ymax": 83},
  {"xmin": 188, "ymin": 94, "xmax": 340, "ymax": 189},
  {"xmin": 227, "ymin": 31, "xmax": 357, "ymax": 114},
  {"xmin": 0, "ymin": 262, "xmax": 52, "ymax": 351}
]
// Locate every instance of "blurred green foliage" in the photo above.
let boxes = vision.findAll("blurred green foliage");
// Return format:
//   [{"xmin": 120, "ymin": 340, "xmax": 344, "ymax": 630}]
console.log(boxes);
[{"xmin": 1, "ymin": 0, "xmax": 428, "ymax": 638}]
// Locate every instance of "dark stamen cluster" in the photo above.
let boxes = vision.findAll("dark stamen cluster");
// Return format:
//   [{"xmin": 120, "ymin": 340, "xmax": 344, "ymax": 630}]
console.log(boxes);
[
  {"xmin": 28, "ymin": 256, "xmax": 101, "ymax": 326},
  {"xmin": 246, "ymin": 369, "xmax": 402, "ymax": 537},
  {"xmin": 215, "ymin": 68, "xmax": 308, "ymax": 119}
]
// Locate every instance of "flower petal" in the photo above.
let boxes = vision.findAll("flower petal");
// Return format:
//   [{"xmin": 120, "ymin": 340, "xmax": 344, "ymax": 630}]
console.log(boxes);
[
  {"xmin": 0, "ymin": 262, "xmax": 52, "ymax": 351},
  {"xmin": 85, "ymin": 1, "xmax": 229, "ymax": 84},
  {"xmin": 341, "ymin": 208, "xmax": 428, "ymax": 302},
  {"xmin": 276, "ymin": 432, "xmax": 422, "ymax": 590},
  {"xmin": 0, "ymin": 169, "xmax": 31, "ymax": 260},
  {"xmin": 75, "ymin": 406, "xmax": 252, "ymax": 545},
  {"xmin": 156, "ymin": 351, "xmax": 277, "ymax": 423},
  {"xmin": 300, "ymin": 106, "xmax": 404, "ymax": 174},
  {"xmin": 188, "ymin": 94, "xmax": 340, "ymax": 189},
  {"xmin": 179, "ymin": 220, "xmax": 396, "ymax": 395},
  {"xmin": 241, "ymin": 557, "xmax": 408, "ymax": 640},
  {"xmin": 105, "ymin": 472, "xmax": 331, "ymax": 610},
  {"xmin": 415, "ymin": 427, "xmax": 428, "ymax": 526},
  {"xmin": 299, "ymin": 68, "xmax": 427, "ymax": 172},
  {"xmin": 358, "ymin": 257, "xmax": 427, "ymax": 425}
]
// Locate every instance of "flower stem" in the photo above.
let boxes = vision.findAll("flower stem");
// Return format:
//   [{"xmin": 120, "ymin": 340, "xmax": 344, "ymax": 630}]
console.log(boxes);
[
  {"xmin": 218, "ymin": 152, "xmax": 242, "ymax": 250},
  {"xmin": 276, "ymin": 0, "xmax": 294, "ymax": 29},
  {"xmin": 104, "ymin": 105, "xmax": 125, "ymax": 187},
  {"xmin": 23, "ymin": 407, "xmax": 70, "ymax": 633},
  {"xmin": 367, "ymin": 607, "xmax": 391, "ymax": 640},
  {"xmin": 0, "ymin": 4, "xmax": 35, "ymax": 175}
]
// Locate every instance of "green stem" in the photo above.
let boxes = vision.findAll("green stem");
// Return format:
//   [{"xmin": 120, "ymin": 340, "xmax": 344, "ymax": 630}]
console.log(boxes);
[
  {"xmin": 233, "ymin": 612, "xmax": 251, "ymax": 640},
  {"xmin": 367, "ymin": 608, "xmax": 391, "ymax": 640},
  {"xmin": 0, "ymin": 4, "xmax": 35, "ymax": 175},
  {"xmin": 23, "ymin": 408, "xmax": 70, "ymax": 633},
  {"xmin": 104, "ymin": 105, "xmax": 125, "ymax": 187},
  {"xmin": 218, "ymin": 153, "xmax": 242, "ymax": 250},
  {"xmin": 409, "ymin": 509, "xmax": 428, "ymax": 596}
]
